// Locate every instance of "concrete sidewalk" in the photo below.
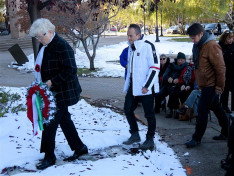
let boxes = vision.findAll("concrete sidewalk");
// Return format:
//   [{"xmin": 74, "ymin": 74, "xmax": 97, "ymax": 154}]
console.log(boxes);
[{"xmin": 0, "ymin": 35, "xmax": 228, "ymax": 176}]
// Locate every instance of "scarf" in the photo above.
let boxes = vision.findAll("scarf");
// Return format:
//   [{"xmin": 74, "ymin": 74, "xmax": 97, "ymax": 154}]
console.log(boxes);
[
  {"xmin": 34, "ymin": 32, "xmax": 56, "ymax": 82},
  {"xmin": 192, "ymin": 32, "xmax": 216, "ymax": 69},
  {"xmin": 183, "ymin": 64, "xmax": 195, "ymax": 84},
  {"xmin": 34, "ymin": 46, "xmax": 46, "ymax": 82}
]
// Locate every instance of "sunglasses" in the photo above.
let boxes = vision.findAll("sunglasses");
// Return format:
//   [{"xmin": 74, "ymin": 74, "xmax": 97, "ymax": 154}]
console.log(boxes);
[{"xmin": 160, "ymin": 58, "xmax": 166, "ymax": 60}]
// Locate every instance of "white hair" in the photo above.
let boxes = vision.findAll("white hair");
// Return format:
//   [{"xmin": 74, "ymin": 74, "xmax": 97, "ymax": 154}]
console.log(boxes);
[{"xmin": 29, "ymin": 18, "xmax": 55, "ymax": 37}]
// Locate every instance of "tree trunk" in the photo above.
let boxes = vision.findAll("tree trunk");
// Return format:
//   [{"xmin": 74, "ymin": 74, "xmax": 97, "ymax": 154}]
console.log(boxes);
[
  {"xmin": 27, "ymin": 0, "xmax": 41, "ymax": 60},
  {"xmin": 89, "ymin": 58, "xmax": 95, "ymax": 70},
  {"xmin": 73, "ymin": 42, "xmax": 76, "ymax": 54},
  {"xmin": 81, "ymin": 34, "xmax": 100, "ymax": 70}
]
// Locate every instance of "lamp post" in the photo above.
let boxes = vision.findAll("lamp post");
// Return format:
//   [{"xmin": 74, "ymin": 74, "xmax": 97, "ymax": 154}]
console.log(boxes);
[
  {"xmin": 144, "ymin": 10, "xmax": 146, "ymax": 35},
  {"xmin": 155, "ymin": 0, "xmax": 160, "ymax": 42},
  {"xmin": 141, "ymin": 0, "xmax": 147, "ymax": 35},
  {"xmin": 160, "ymin": 6, "xmax": 163, "ymax": 36}
]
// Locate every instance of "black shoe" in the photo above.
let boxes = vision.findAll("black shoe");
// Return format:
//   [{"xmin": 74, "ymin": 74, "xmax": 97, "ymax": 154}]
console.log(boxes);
[
  {"xmin": 177, "ymin": 107, "xmax": 187, "ymax": 115},
  {"xmin": 139, "ymin": 138, "xmax": 155, "ymax": 151},
  {"xmin": 63, "ymin": 145, "xmax": 88, "ymax": 162},
  {"xmin": 36, "ymin": 156, "xmax": 56, "ymax": 170},
  {"xmin": 161, "ymin": 99, "xmax": 166, "ymax": 111},
  {"xmin": 165, "ymin": 111, "xmax": 173, "ymax": 118},
  {"xmin": 224, "ymin": 107, "xmax": 232, "ymax": 113},
  {"xmin": 213, "ymin": 134, "xmax": 227, "ymax": 140},
  {"xmin": 185, "ymin": 139, "xmax": 200, "ymax": 148},
  {"xmin": 173, "ymin": 109, "xmax": 179, "ymax": 119},
  {"xmin": 123, "ymin": 132, "xmax": 141, "ymax": 145},
  {"xmin": 155, "ymin": 108, "xmax": 160, "ymax": 113}
]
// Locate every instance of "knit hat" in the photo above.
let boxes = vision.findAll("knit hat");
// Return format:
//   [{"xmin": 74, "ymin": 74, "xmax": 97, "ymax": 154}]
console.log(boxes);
[{"xmin": 177, "ymin": 52, "xmax": 186, "ymax": 59}]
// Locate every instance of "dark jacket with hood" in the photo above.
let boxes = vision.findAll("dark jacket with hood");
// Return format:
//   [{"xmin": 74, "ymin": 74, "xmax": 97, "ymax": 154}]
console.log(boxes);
[{"xmin": 162, "ymin": 60, "xmax": 187, "ymax": 86}]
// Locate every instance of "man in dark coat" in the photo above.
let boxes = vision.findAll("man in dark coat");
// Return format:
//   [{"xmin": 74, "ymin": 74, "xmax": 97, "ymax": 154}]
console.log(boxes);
[{"xmin": 29, "ymin": 18, "xmax": 87, "ymax": 170}]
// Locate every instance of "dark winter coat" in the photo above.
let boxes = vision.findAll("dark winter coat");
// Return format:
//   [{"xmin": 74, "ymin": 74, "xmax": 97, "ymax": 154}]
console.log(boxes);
[
  {"xmin": 162, "ymin": 61, "xmax": 187, "ymax": 86},
  {"xmin": 158, "ymin": 58, "xmax": 170, "ymax": 87},
  {"xmin": 40, "ymin": 34, "xmax": 82, "ymax": 107},
  {"xmin": 219, "ymin": 42, "xmax": 234, "ymax": 92}
]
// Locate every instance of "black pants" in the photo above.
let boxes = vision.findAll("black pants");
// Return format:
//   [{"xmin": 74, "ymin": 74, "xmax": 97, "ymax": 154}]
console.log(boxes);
[
  {"xmin": 40, "ymin": 106, "xmax": 84, "ymax": 157},
  {"xmin": 155, "ymin": 84, "xmax": 188, "ymax": 111},
  {"xmin": 155, "ymin": 85, "xmax": 170, "ymax": 111},
  {"xmin": 124, "ymin": 85, "xmax": 156, "ymax": 139},
  {"xmin": 221, "ymin": 82, "xmax": 234, "ymax": 111},
  {"xmin": 168, "ymin": 88, "xmax": 190, "ymax": 110},
  {"xmin": 192, "ymin": 86, "xmax": 228, "ymax": 141}
]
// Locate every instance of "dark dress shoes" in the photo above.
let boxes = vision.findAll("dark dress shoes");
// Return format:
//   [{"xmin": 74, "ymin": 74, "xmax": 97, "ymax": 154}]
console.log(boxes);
[
  {"xmin": 36, "ymin": 156, "xmax": 56, "ymax": 170},
  {"xmin": 185, "ymin": 139, "xmax": 201, "ymax": 148},
  {"xmin": 224, "ymin": 107, "xmax": 232, "ymax": 113},
  {"xmin": 213, "ymin": 134, "xmax": 227, "ymax": 140},
  {"xmin": 63, "ymin": 144, "xmax": 88, "ymax": 162},
  {"xmin": 165, "ymin": 111, "xmax": 173, "ymax": 118}
]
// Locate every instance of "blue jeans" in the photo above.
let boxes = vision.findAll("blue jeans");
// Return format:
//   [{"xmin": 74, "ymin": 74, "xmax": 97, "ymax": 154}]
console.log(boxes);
[
  {"xmin": 192, "ymin": 86, "xmax": 228, "ymax": 141},
  {"xmin": 124, "ymin": 84, "xmax": 156, "ymax": 139},
  {"xmin": 185, "ymin": 90, "xmax": 201, "ymax": 116}
]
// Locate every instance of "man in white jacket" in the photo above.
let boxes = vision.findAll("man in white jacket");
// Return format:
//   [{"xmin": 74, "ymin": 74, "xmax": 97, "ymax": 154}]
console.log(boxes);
[{"xmin": 123, "ymin": 24, "xmax": 160, "ymax": 150}]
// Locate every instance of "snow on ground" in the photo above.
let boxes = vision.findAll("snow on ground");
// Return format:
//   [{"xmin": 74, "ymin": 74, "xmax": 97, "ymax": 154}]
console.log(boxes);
[{"xmin": 0, "ymin": 87, "xmax": 186, "ymax": 176}]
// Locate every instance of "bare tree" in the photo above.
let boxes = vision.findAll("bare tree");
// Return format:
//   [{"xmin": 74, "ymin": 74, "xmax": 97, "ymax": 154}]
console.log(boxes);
[
  {"xmin": 48, "ymin": 0, "xmax": 135, "ymax": 70},
  {"xmin": 11, "ymin": 0, "xmax": 134, "ymax": 69},
  {"xmin": 223, "ymin": 2, "xmax": 234, "ymax": 30},
  {"xmin": 9, "ymin": 0, "xmax": 82, "ymax": 58}
]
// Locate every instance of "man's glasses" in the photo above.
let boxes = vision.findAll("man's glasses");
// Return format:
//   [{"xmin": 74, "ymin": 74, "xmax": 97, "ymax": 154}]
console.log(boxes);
[
  {"xmin": 34, "ymin": 33, "xmax": 47, "ymax": 40},
  {"xmin": 160, "ymin": 58, "xmax": 166, "ymax": 60}
]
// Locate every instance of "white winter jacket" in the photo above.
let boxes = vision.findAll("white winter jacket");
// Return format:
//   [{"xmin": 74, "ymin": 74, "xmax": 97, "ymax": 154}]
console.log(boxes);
[{"xmin": 123, "ymin": 39, "xmax": 160, "ymax": 96}]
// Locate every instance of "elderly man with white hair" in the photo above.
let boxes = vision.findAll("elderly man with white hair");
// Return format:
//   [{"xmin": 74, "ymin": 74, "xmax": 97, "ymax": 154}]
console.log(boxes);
[{"xmin": 29, "ymin": 18, "xmax": 88, "ymax": 170}]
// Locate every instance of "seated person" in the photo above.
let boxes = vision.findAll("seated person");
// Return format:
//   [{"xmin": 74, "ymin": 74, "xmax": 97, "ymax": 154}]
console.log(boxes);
[
  {"xmin": 154, "ymin": 52, "xmax": 187, "ymax": 117},
  {"xmin": 155, "ymin": 54, "xmax": 170, "ymax": 113},
  {"xmin": 177, "ymin": 82, "xmax": 200, "ymax": 120},
  {"xmin": 167, "ymin": 56, "xmax": 195, "ymax": 118}
]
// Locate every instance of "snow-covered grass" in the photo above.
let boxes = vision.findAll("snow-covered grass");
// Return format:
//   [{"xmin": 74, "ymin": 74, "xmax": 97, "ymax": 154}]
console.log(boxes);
[
  {"xmin": 0, "ymin": 87, "xmax": 186, "ymax": 176},
  {"xmin": 11, "ymin": 35, "xmax": 193, "ymax": 78}
]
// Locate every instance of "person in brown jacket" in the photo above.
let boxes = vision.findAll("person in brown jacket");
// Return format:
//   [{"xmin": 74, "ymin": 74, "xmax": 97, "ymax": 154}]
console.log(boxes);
[{"xmin": 185, "ymin": 23, "xmax": 228, "ymax": 148}]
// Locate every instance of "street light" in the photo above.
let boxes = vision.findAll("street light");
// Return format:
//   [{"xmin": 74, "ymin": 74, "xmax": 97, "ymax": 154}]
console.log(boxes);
[
  {"xmin": 141, "ymin": 0, "xmax": 147, "ymax": 35},
  {"xmin": 160, "ymin": 5, "xmax": 163, "ymax": 36},
  {"xmin": 155, "ymin": 0, "xmax": 160, "ymax": 42}
]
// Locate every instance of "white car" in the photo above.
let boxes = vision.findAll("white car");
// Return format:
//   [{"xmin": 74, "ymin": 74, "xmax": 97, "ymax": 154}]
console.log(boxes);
[{"xmin": 166, "ymin": 26, "xmax": 180, "ymax": 34}]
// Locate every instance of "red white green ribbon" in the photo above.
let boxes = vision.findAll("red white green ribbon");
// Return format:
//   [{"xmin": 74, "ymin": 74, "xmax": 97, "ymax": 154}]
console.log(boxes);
[{"xmin": 26, "ymin": 82, "xmax": 56, "ymax": 135}]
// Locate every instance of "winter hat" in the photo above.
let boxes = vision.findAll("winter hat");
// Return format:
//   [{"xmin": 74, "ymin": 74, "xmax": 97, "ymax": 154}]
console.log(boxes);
[{"xmin": 177, "ymin": 52, "xmax": 186, "ymax": 60}]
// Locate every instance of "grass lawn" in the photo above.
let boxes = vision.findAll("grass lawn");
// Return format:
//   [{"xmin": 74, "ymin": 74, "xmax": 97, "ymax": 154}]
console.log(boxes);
[
  {"xmin": 164, "ymin": 36, "xmax": 220, "ymax": 42},
  {"xmin": 163, "ymin": 34, "xmax": 188, "ymax": 37},
  {"xmin": 169, "ymin": 37, "xmax": 191, "ymax": 42},
  {"xmin": 77, "ymin": 67, "xmax": 100, "ymax": 77}
]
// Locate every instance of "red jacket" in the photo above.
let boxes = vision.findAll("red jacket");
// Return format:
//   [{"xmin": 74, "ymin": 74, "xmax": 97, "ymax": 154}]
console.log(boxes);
[{"xmin": 178, "ymin": 63, "xmax": 195, "ymax": 87}]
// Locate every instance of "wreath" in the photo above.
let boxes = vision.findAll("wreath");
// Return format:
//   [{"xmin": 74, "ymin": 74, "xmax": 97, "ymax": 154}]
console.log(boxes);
[{"xmin": 26, "ymin": 81, "xmax": 56, "ymax": 135}]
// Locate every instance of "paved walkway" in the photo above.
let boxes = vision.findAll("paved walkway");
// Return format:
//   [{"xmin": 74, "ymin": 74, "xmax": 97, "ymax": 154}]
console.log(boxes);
[{"xmin": 0, "ymin": 35, "xmax": 228, "ymax": 176}]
